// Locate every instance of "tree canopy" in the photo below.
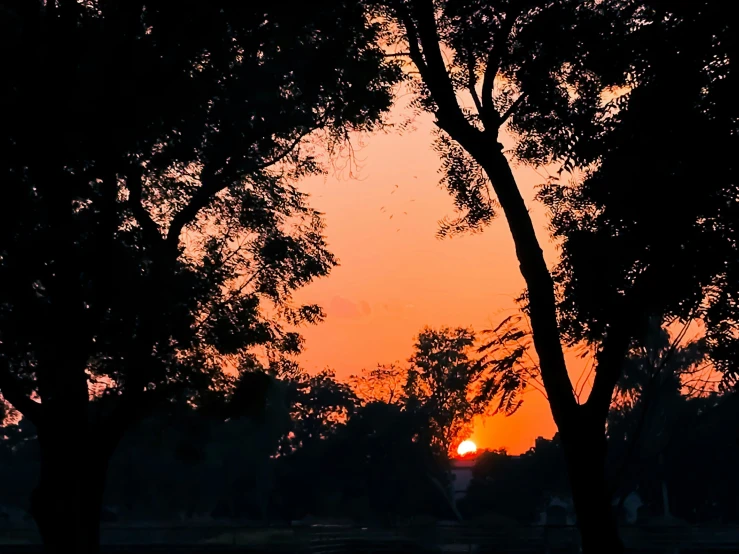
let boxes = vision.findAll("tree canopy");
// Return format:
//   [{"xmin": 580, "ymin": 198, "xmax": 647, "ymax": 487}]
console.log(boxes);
[{"xmin": 0, "ymin": 1, "xmax": 401, "ymax": 551}]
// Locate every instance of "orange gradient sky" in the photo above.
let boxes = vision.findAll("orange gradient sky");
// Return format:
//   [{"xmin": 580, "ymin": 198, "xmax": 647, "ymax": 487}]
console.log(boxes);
[{"xmin": 293, "ymin": 109, "xmax": 589, "ymax": 454}]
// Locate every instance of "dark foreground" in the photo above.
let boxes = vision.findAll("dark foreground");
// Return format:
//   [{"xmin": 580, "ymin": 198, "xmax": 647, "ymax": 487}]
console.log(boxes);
[{"xmin": 2, "ymin": 525, "xmax": 739, "ymax": 553}]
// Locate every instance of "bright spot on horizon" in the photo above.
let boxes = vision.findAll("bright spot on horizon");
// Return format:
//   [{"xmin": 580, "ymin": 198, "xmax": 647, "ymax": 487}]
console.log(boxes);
[{"xmin": 457, "ymin": 440, "xmax": 477, "ymax": 457}]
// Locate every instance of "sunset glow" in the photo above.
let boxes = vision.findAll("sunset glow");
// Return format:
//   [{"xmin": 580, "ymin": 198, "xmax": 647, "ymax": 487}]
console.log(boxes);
[
  {"xmin": 295, "ymin": 113, "xmax": 569, "ymax": 454},
  {"xmin": 457, "ymin": 440, "xmax": 478, "ymax": 457}
]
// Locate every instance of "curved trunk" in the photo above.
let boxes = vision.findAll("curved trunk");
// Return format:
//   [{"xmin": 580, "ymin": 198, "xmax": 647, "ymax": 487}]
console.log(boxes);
[{"xmin": 470, "ymin": 143, "xmax": 624, "ymax": 553}]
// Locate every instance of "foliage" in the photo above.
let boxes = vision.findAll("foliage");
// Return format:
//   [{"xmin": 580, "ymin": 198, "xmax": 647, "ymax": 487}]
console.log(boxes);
[
  {"xmin": 459, "ymin": 437, "xmax": 569, "ymax": 523},
  {"xmin": 0, "ymin": 1, "xmax": 401, "ymax": 548},
  {"xmin": 0, "ymin": 0, "xmax": 400, "ymax": 418},
  {"xmin": 532, "ymin": 0, "xmax": 738, "ymax": 383},
  {"xmin": 278, "ymin": 369, "xmax": 358, "ymax": 453},
  {"xmin": 271, "ymin": 400, "xmax": 453, "ymax": 524},
  {"xmin": 404, "ymin": 327, "xmax": 490, "ymax": 454},
  {"xmin": 476, "ymin": 312, "xmax": 542, "ymax": 416}
]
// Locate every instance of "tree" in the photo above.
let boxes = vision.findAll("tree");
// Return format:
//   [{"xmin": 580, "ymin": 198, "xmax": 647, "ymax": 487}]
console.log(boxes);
[
  {"xmin": 605, "ymin": 321, "xmax": 709, "ymax": 518},
  {"xmin": 371, "ymin": 0, "xmax": 735, "ymax": 550},
  {"xmin": 350, "ymin": 327, "xmax": 494, "ymax": 456},
  {"xmin": 367, "ymin": 0, "xmax": 637, "ymax": 550},
  {"xmin": 271, "ymin": 399, "xmax": 453, "ymax": 525},
  {"xmin": 0, "ymin": 2, "xmax": 399, "ymax": 551},
  {"xmin": 279, "ymin": 369, "xmax": 358, "ymax": 453},
  {"xmin": 350, "ymin": 363, "xmax": 407, "ymax": 405},
  {"xmin": 459, "ymin": 438, "xmax": 569, "ymax": 524},
  {"xmin": 535, "ymin": 0, "xmax": 738, "ymax": 389},
  {"xmin": 363, "ymin": 0, "xmax": 736, "ymax": 549},
  {"xmin": 404, "ymin": 327, "xmax": 488, "ymax": 455}
]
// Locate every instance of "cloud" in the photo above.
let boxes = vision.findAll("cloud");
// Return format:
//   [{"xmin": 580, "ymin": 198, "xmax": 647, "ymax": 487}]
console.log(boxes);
[{"xmin": 327, "ymin": 296, "xmax": 371, "ymax": 319}]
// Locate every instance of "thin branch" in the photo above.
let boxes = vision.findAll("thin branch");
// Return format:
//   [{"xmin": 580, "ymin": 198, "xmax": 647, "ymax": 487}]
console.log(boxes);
[
  {"xmin": 480, "ymin": 11, "xmax": 520, "ymax": 128},
  {"xmin": 500, "ymin": 93, "xmax": 527, "ymax": 125},
  {"xmin": 401, "ymin": 0, "xmax": 469, "ymax": 130},
  {"xmin": 464, "ymin": 38, "xmax": 483, "ymax": 115},
  {"xmin": 575, "ymin": 356, "xmax": 595, "ymax": 402},
  {"xmin": 393, "ymin": 1, "xmax": 430, "ymax": 81},
  {"xmin": 165, "ymin": 129, "xmax": 313, "ymax": 250},
  {"xmin": 126, "ymin": 165, "xmax": 164, "ymax": 245}
]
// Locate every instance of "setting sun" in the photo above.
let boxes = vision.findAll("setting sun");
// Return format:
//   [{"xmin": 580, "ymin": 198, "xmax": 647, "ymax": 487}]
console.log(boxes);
[{"xmin": 457, "ymin": 440, "xmax": 477, "ymax": 457}]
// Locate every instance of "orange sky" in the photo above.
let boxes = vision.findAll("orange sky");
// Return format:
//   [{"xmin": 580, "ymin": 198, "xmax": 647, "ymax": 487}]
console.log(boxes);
[{"xmin": 293, "ymin": 110, "xmax": 587, "ymax": 454}]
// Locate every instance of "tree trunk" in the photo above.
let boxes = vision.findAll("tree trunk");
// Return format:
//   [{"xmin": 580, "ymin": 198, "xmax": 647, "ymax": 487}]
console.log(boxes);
[
  {"xmin": 561, "ymin": 423, "xmax": 624, "ymax": 554},
  {"xmin": 31, "ymin": 439, "xmax": 108, "ymax": 554}
]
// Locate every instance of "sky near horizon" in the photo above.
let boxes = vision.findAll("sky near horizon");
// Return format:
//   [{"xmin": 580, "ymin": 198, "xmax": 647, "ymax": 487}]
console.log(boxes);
[{"xmin": 293, "ymin": 109, "xmax": 586, "ymax": 454}]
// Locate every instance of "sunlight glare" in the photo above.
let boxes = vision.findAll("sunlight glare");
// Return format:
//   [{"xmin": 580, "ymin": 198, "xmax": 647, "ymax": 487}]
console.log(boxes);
[{"xmin": 457, "ymin": 440, "xmax": 477, "ymax": 457}]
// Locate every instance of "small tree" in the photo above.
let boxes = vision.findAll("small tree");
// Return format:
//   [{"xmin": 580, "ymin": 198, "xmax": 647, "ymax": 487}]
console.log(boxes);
[{"xmin": 405, "ymin": 327, "xmax": 486, "ymax": 454}]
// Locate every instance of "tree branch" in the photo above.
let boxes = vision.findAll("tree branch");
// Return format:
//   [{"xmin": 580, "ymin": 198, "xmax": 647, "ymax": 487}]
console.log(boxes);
[
  {"xmin": 464, "ymin": 38, "xmax": 483, "ymax": 115},
  {"xmin": 126, "ymin": 164, "xmax": 164, "ymax": 246},
  {"xmin": 402, "ymin": 0, "xmax": 469, "ymax": 130},
  {"xmin": 500, "ymin": 93, "xmax": 527, "ymax": 125},
  {"xmin": 165, "ymin": 129, "xmax": 313, "ymax": 250},
  {"xmin": 480, "ymin": 10, "xmax": 522, "ymax": 130},
  {"xmin": 586, "ymin": 284, "xmax": 654, "ymax": 422}
]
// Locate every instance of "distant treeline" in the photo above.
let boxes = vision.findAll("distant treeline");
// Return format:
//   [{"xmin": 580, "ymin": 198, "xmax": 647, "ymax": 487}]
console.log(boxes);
[{"xmin": 2, "ymin": 341, "xmax": 737, "ymax": 525}]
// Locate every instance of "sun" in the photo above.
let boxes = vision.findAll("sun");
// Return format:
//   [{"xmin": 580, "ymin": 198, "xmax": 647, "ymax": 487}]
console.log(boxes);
[{"xmin": 457, "ymin": 440, "xmax": 477, "ymax": 457}]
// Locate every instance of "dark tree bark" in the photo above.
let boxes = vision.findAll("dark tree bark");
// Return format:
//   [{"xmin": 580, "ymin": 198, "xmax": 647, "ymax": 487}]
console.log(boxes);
[
  {"xmin": 31, "ymin": 427, "xmax": 110, "ymax": 554},
  {"xmin": 561, "ymin": 415, "xmax": 624, "ymax": 554}
]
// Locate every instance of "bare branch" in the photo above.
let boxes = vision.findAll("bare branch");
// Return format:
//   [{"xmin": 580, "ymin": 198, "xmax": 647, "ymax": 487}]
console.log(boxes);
[{"xmin": 464, "ymin": 38, "xmax": 483, "ymax": 115}]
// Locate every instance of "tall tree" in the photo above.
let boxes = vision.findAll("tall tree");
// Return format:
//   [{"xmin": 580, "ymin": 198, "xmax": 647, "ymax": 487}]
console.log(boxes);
[
  {"xmin": 0, "ymin": 1, "xmax": 399, "ymax": 552},
  {"xmin": 364, "ymin": 0, "xmax": 732, "ymax": 550}
]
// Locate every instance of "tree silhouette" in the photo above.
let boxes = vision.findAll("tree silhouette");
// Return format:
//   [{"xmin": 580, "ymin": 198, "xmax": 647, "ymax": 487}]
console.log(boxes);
[
  {"xmin": 351, "ymin": 327, "xmax": 494, "ymax": 456},
  {"xmin": 368, "ymin": 1, "xmax": 635, "ymax": 550},
  {"xmin": 459, "ymin": 438, "xmax": 569, "ymax": 524},
  {"xmin": 350, "ymin": 363, "xmax": 407, "ymax": 405},
  {"xmin": 365, "ymin": 0, "xmax": 735, "ymax": 550},
  {"xmin": 271, "ymin": 399, "xmax": 453, "ymax": 525},
  {"xmin": 0, "ymin": 2, "xmax": 399, "ymax": 552},
  {"xmin": 536, "ymin": 0, "xmax": 738, "ymax": 389},
  {"xmin": 278, "ymin": 369, "xmax": 358, "ymax": 454},
  {"xmin": 605, "ymin": 321, "xmax": 709, "ymax": 518},
  {"xmin": 404, "ymin": 327, "xmax": 488, "ymax": 455}
]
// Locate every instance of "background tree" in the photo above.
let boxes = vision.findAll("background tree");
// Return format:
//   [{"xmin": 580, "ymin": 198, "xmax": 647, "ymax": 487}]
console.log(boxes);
[
  {"xmin": 271, "ymin": 400, "xmax": 453, "ymax": 525},
  {"xmin": 351, "ymin": 327, "xmax": 494, "ymax": 456},
  {"xmin": 278, "ymin": 369, "xmax": 358, "ymax": 454},
  {"xmin": 404, "ymin": 327, "xmax": 488, "ymax": 454},
  {"xmin": 459, "ymin": 438, "xmax": 569, "ymax": 524},
  {"xmin": 606, "ymin": 322, "xmax": 710, "ymax": 513},
  {"xmin": 350, "ymin": 364, "xmax": 407, "ymax": 405},
  {"xmin": 0, "ymin": 2, "xmax": 399, "ymax": 552}
]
